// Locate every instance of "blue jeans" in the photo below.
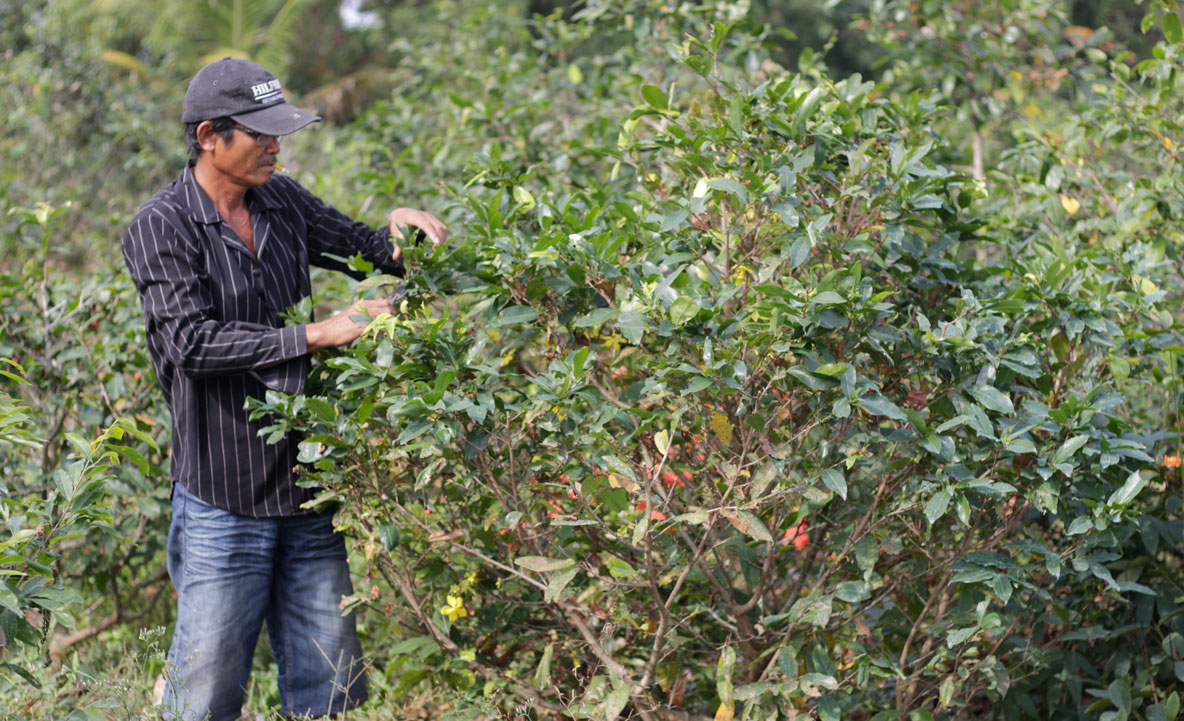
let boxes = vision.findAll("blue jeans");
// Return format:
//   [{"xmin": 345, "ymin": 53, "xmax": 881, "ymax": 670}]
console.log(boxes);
[{"xmin": 162, "ymin": 482, "xmax": 367, "ymax": 720}]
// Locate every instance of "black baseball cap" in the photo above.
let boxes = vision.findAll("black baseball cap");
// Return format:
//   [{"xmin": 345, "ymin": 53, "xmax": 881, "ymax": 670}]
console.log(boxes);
[{"xmin": 182, "ymin": 57, "xmax": 320, "ymax": 136}]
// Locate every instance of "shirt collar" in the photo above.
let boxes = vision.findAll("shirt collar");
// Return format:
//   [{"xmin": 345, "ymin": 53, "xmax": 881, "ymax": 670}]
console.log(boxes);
[{"xmin": 178, "ymin": 161, "xmax": 283, "ymax": 225}]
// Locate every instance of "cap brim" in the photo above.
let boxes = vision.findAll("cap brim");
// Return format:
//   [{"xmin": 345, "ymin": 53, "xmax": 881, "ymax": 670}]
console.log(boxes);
[{"xmin": 231, "ymin": 102, "xmax": 321, "ymax": 136}]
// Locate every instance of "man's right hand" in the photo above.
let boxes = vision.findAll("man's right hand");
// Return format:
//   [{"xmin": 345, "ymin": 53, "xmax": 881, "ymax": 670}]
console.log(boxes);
[{"xmin": 304, "ymin": 298, "xmax": 394, "ymax": 352}]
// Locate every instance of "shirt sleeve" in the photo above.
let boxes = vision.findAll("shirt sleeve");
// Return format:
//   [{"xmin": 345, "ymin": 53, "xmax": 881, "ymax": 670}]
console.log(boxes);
[
  {"xmin": 285, "ymin": 177, "xmax": 406, "ymax": 279},
  {"xmin": 122, "ymin": 208, "xmax": 308, "ymax": 391}
]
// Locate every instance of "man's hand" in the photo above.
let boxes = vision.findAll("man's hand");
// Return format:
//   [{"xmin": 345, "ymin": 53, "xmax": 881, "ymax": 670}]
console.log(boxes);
[
  {"xmin": 388, "ymin": 207, "xmax": 448, "ymax": 261},
  {"xmin": 304, "ymin": 298, "xmax": 394, "ymax": 352}
]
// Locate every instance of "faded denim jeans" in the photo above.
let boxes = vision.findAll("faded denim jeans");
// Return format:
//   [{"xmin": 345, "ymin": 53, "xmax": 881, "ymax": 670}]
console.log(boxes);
[{"xmin": 162, "ymin": 482, "xmax": 367, "ymax": 721}]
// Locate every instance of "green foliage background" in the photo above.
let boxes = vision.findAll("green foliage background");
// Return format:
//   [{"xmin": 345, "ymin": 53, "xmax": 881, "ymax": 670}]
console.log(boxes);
[{"xmin": 3, "ymin": 0, "xmax": 1184, "ymax": 719}]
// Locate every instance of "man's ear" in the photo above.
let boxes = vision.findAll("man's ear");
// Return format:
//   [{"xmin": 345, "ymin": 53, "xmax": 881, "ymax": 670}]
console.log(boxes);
[{"xmin": 195, "ymin": 121, "xmax": 219, "ymax": 153}]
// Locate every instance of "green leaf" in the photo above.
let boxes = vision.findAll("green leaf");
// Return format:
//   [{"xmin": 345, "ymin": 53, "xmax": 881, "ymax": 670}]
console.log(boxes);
[
  {"xmin": 107, "ymin": 444, "xmax": 150, "ymax": 475},
  {"xmin": 811, "ymin": 291, "xmax": 845, "ymax": 306},
  {"xmin": 950, "ymin": 568, "xmax": 993, "ymax": 584},
  {"xmin": 654, "ymin": 430, "xmax": 671, "ymax": 457},
  {"xmin": 306, "ymin": 397, "xmax": 336, "ymax": 423},
  {"xmin": 512, "ymin": 185, "xmax": 535, "ymax": 208},
  {"xmin": 717, "ymin": 646, "xmax": 736, "ymax": 703},
  {"xmin": 378, "ymin": 523, "xmax": 400, "ymax": 551},
  {"xmin": 0, "ymin": 584, "xmax": 20, "ymax": 616},
  {"xmin": 1068, "ymin": 516, "xmax": 1094, "ymax": 535},
  {"xmin": 601, "ymin": 488, "xmax": 630, "ymax": 513},
  {"xmin": 604, "ymin": 679, "xmax": 631, "ymax": 721},
  {"xmin": 388, "ymin": 636, "xmax": 440, "ymax": 657},
  {"xmin": 601, "ymin": 455, "xmax": 638, "ymax": 484},
  {"xmin": 854, "ymin": 536, "xmax": 879, "ymax": 576},
  {"xmin": 1107, "ymin": 470, "xmax": 1147, "ymax": 506},
  {"xmin": 1165, "ymin": 692, "xmax": 1181, "ymax": 721},
  {"xmin": 772, "ymin": 201, "xmax": 799, "ymax": 226},
  {"xmin": 858, "ymin": 394, "xmax": 907, "ymax": 421},
  {"xmin": 1051, "ymin": 331, "xmax": 1071, "ymax": 364},
  {"xmin": 834, "ymin": 580, "xmax": 870, "ymax": 603},
  {"xmin": 939, "ymin": 676, "xmax": 957, "ymax": 709},
  {"xmin": 926, "ymin": 488, "xmax": 952, "ymax": 525},
  {"xmin": 673, "ymin": 510, "xmax": 711, "ymax": 525},
  {"xmin": 545, "ymin": 567, "xmax": 578, "ymax": 603},
  {"xmin": 734, "ymin": 682, "xmax": 775, "ymax": 701},
  {"xmin": 572, "ymin": 346, "xmax": 590, "ymax": 377},
  {"xmin": 1165, "ymin": 12, "xmax": 1183, "ymax": 44},
  {"xmin": 1110, "ymin": 679, "xmax": 1132, "ymax": 715},
  {"xmin": 788, "ymin": 593, "xmax": 833, "ymax": 627},
  {"xmin": 707, "ymin": 177, "xmax": 748, "ymax": 200},
  {"xmin": 821, "ymin": 469, "xmax": 847, "ymax": 501},
  {"xmin": 818, "ymin": 695, "xmax": 841, "ymax": 721},
  {"xmin": 812, "ymin": 362, "xmax": 849, "ymax": 377},
  {"xmin": 573, "ymin": 308, "xmax": 617, "ymax": 328},
  {"xmin": 670, "ymin": 296, "xmax": 700, "ymax": 326},
  {"xmin": 534, "ymin": 641, "xmax": 553, "ymax": 689},
  {"xmin": 490, "ymin": 305, "xmax": 539, "ymax": 328},
  {"xmin": 946, "ymin": 626, "xmax": 978, "ymax": 647},
  {"xmin": 616, "ymin": 309, "xmax": 646, "ymax": 344},
  {"xmin": 660, "ymin": 209, "xmax": 689, "ymax": 231},
  {"xmin": 789, "ymin": 235, "xmax": 811, "ymax": 267},
  {"xmin": 966, "ymin": 404, "xmax": 995, "ymax": 439},
  {"xmin": 1052, "ymin": 435, "xmax": 1090, "ymax": 465},
  {"xmin": 735, "ymin": 511, "xmax": 773, "ymax": 543},
  {"xmin": 632, "ymin": 513, "xmax": 649, "ymax": 546},
  {"xmin": 604, "ymin": 555, "xmax": 637, "ymax": 578},
  {"xmin": 792, "ymin": 87, "xmax": 824, "ymax": 135},
  {"xmin": 515, "ymin": 556, "xmax": 576, "ymax": 573},
  {"xmin": 1004, "ymin": 438, "xmax": 1037, "ymax": 454},
  {"xmin": 641, "ymin": 84, "xmax": 667, "ymax": 110},
  {"xmin": 787, "ymin": 366, "xmax": 837, "ymax": 391},
  {"xmin": 0, "ymin": 662, "xmax": 40, "ymax": 688},
  {"xmin": 968, "ymin": 385, "xmax": 1014, "ymax": 414}
]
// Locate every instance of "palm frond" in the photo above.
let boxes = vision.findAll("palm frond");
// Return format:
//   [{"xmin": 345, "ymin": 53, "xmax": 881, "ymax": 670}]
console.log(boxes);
[
  {"xmin": 299, "ymin": 67, "xmax": 408, "ymax": 124},
  {"xmin": 255, "ymin": 0, "xmax": 317, "ymax": 74}
]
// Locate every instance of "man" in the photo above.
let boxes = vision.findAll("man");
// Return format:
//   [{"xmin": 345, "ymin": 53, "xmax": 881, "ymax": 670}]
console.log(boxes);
[{"xmin": 122, "ymin": 57, "xmax": 446, "ymax": 720}]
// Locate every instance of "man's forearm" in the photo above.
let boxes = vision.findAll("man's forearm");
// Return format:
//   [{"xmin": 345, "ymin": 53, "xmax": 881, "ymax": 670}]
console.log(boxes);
[{"xmin": 304, "ymin": 298, "xmax": 395, "ymax": 352}]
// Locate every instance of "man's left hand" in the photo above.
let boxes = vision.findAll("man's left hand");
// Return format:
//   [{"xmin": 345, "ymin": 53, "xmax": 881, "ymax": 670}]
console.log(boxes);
[{"xmin": 388, "ymin": 208, "xmax": 448, "ymax": 261}]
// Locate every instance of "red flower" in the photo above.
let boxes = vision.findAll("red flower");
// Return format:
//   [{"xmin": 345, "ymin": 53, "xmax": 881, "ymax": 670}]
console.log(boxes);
[
  {"xmin": 661, "ymin": 470, "xmax": 690, "ymax": 488},
  {"xmin": 635, "ymin": 501, "xmax": 668, "ymax": 521},
  {"xmin": 782, "ymin": 520, "xmax": 809, "ymax": 550}
]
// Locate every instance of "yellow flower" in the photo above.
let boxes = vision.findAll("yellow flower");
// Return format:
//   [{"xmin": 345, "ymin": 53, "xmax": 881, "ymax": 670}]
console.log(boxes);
[
  {"xmin": 601, "ymin": 333, "xmax": 625, "ymax": 351},
  {"xmin": 710, "ymin": 411, "xmax": 733, "ymax": 446},
  {"xmin": 729, "ymin": 265, "xmax": 752, "ymax": 285},
  {"xmin": 441, "ymin": 595, "xmax": 468, "ymax": 621}
]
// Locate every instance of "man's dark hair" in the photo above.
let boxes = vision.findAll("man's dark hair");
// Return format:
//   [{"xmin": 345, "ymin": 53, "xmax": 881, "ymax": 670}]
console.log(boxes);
[{"xmin": 184, "ymin": 117, "xmax": 238, "ymax": 160}]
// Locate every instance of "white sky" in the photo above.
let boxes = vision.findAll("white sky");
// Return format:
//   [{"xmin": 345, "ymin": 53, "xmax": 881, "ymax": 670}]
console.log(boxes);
[{"xmin": 339, "ymin": 0, "xmax": 379, "ymax": 30}]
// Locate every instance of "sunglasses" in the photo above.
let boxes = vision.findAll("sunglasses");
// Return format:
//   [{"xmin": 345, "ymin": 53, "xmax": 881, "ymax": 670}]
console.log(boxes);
[{"xmin": 233, "ymin": 125, "xmax": 281, "ymax": 147}]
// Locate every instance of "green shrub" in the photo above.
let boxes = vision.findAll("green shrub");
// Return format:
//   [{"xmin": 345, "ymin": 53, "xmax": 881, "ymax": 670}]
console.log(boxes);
[
  {"xmin": 247, "ymin": 4, "xmax": 1169, "ymax": 717},
  {"xmin": 0, "ymin": 203, "xmax": 170, "ymax": 706}
]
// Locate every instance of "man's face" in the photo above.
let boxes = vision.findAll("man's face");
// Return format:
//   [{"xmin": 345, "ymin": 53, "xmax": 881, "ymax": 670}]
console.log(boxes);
[{"xmin": 198, "ymin": 122, "xmax": 281, "ymax": 188}]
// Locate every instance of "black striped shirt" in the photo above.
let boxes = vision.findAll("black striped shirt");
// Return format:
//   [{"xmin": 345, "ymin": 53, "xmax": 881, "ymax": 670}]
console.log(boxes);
[{"xmin": 122, "ymin": 163, "xmax": 403, "ymax": 517}]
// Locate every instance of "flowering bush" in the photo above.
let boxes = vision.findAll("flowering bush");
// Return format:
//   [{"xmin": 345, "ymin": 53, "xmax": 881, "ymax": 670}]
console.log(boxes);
[{"xmin": 247, "ymin": 3, "xmax": 1172, "ymax": 717}]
